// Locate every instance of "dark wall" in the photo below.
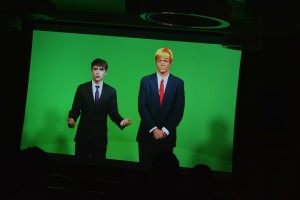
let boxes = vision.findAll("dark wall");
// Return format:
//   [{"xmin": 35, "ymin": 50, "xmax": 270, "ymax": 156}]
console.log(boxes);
[
  {"xmin": 233, "ymin": 36, "xmax": 298, "ymax": 199},
  {"xmin": 1, "ymin": 30, "xmax": 29, "ymax": 159}
]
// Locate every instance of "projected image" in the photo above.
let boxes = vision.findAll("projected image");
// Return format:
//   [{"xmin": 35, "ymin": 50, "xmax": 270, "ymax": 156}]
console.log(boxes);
[{"xmin": 21, "ymin": 29, "xmax": 241, "ymax": 172}]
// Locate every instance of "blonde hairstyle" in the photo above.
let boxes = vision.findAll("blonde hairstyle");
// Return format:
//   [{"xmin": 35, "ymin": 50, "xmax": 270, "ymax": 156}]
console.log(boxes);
[{"xmin": 155, "ymin": 48, "xmax": 174, "ymax": 64}]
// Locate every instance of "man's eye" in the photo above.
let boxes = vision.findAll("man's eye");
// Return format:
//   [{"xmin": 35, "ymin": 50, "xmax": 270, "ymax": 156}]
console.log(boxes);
[{"xmin": 94, "ymin": 67, "xmax": 105, "ymax": 71}]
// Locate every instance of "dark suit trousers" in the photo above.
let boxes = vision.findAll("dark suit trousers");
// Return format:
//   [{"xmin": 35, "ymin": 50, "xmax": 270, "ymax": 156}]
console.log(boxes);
[
  {"xmin": 75, "ymin": 140, "xmax": 107, "ymax": 162},
  {"xmin": 138, "ymin": 140, "xmax": 173, "ymax": 170}
]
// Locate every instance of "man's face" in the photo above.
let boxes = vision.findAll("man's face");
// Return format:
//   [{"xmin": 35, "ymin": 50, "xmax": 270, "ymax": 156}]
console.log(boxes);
[
  {"xmin": 92, "ymin": 65, "xmax": 106, "ymax": 83},
  {"xmin": 156, "ymin": 56, "xmax": 171, "ymax": 75}
]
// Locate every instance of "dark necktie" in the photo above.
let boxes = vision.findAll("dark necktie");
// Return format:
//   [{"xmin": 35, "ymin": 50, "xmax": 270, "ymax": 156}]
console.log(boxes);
[
  {"xmin": 159, "ymin": 79, "xmax": 164, "ymax": 105},
  {"xmin": 95, "ymin": 85, "xmax": 100, "ymax": 103}
]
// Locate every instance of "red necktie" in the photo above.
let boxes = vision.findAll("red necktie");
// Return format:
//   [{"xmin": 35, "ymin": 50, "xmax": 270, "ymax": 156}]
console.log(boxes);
[{"xmin": 159, "ymin": 79, "xmax": 164, "ymax": 105}]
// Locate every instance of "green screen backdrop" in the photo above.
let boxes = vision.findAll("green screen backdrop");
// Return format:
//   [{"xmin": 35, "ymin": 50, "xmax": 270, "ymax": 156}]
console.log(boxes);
[{"xmin": 21, "ymin": 29, "xmax": 241, "ymax": 172}]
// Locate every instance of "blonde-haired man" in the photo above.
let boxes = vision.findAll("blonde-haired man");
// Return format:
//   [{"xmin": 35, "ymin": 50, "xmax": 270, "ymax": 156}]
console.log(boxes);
[{"xmin": 136, "ymin": 47, "xmax": 185, "ymax": 170}]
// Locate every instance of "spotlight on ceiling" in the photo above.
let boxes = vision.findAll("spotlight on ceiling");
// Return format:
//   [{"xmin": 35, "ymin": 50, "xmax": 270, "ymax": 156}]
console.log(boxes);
[{"xmin": 139, "ymin": 0, "xmax": 232, "ymax": 29}]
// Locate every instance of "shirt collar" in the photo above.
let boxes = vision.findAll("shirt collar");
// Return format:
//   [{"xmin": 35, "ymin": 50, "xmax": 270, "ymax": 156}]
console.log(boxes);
[
  {"xmin": 92, "ymin": 81, "xmax": 103, "ymax": 88},
  {"xmin": 156, "ymin": 72, "xmax": 170, "ymax": 82}
]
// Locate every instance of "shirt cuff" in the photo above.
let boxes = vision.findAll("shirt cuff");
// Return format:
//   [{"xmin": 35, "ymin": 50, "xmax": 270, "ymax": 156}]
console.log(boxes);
[
  {"xmin": 150, "ymin": 127, "xmax": 157, "ymax": 133},
  {"xmin": 120, "ymin": 120, "xmax": 125, "ymax": 126},
  {"xmin": 162, "ymin": 127, "xmax": 169, "ymax": 135}
]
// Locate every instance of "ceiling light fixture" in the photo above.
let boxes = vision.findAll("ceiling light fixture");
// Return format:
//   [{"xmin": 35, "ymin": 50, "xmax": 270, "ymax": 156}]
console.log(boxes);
[
  {"xmin": 140, "ymin": 12, "xmax": 230, "ymax": 29},
  {"xmin": 138, "ymin": 0, "xmax": 231, "ymax": 30}
]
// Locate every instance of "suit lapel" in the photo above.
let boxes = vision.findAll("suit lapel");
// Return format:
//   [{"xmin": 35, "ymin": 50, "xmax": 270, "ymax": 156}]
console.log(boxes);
[
  {"xmin": 86, "ymin": 81, "xmax": 95, "ymax": 103},
  {"xmin": 150, "ymin": 74, "xmax": 160, "ymax": 107},
  {"xmin": 99, "ymin": 84, "xmax": 106, "ymax": 102},
  {"xmin": 163, "ymin": 75, "xmax": 173, "ymax": 105}
]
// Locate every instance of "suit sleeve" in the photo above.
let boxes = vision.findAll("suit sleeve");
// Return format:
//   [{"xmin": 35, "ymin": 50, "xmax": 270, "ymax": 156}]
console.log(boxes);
[
  {"xmin": 68, "ymin": 85, "xmax": 82, "ymax": 122},
  {"xmin": 138, "ymin": 77, "xmax": 157, "ymax": 131},
  {"xmin": 108, "ymin": 88, "xmax": 124, "ymax": 130}
]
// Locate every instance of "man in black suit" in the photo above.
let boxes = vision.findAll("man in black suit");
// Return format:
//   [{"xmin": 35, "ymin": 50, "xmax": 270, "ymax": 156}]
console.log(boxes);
[
  {"xmin": 67, "ymin": 58, "xmax": 132, "ymax": 162},
  {"xmin": 136, "ymin": 47, "xmax": 185, "ymax": 169}
]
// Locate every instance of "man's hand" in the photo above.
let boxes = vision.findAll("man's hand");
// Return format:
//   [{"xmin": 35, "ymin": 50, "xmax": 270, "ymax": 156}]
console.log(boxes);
[
  {"xmin": 121, "ymin": 118, "xmax": 132, "ymax": 127},
  {"xmin": 67, "ymin": 118, "xmax": 75, "ymax": 128},
  {"xmin": 153, "ymin": 128, "xmax": 166, "ymax": 140}
]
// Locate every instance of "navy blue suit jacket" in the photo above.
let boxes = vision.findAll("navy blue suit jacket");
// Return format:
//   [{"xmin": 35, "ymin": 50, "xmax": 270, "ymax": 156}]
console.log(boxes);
[
  {"xmin": 136, "ymin": 73, "xmax": 185, "ymax": 148},
  {"xmin": 68, "ymin": 81, "xmax": 124, "ymax": 146}
]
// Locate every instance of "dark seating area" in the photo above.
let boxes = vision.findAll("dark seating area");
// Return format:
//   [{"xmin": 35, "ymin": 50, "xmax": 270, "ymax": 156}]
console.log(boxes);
[{"xmin": 45, "ymin": 159, "xmax": 233, "ymax": 200}]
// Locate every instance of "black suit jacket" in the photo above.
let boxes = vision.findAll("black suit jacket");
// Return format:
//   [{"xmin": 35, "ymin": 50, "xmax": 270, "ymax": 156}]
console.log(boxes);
[
  {"xmin": 68, "ymin": 81, "xmax": 124, "ymax": 145},
  {"xmin": 136, "ymin": 73, "xmax": 185, "ymax": 148}
]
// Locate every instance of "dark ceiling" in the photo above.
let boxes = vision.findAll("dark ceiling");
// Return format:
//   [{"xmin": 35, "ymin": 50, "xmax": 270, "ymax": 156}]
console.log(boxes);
[{"xmin": 1, "ymin": 0, "xmax": 300, "ymax": 49}]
